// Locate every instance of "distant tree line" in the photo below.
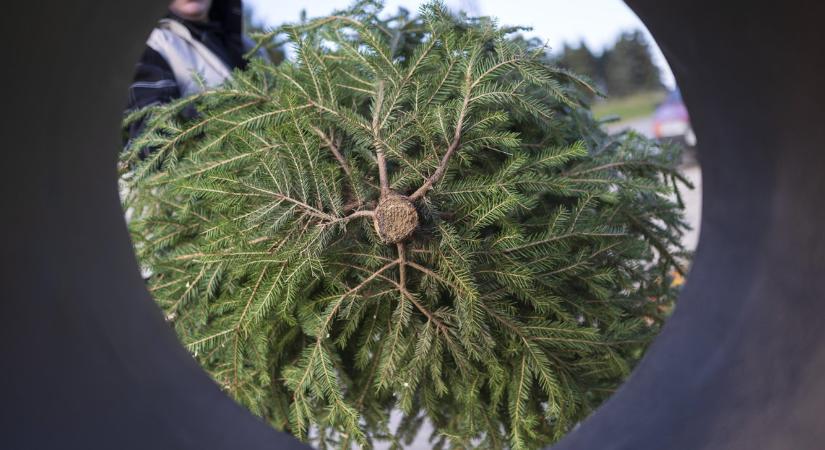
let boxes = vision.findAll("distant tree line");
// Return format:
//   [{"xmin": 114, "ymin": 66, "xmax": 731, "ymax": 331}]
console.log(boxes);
[{"xmin": 556, "ymin": 30, "xmax": 663, "ymax": 98}]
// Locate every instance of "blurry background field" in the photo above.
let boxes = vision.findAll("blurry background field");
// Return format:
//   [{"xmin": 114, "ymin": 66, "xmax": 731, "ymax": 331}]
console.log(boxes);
[{"xmin": 593, "ymin": 90, "xmax": 667, "ymax": 121}]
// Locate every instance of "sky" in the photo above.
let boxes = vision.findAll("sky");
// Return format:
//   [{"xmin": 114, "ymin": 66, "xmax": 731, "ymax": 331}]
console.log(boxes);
[{"xmin": 244, "ymin": 0, "xmax": 676, "ymax": 88}]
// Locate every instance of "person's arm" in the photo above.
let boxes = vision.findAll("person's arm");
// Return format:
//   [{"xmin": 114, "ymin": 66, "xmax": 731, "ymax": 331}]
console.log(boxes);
[{"xmin": 124, "ymin": 46, "xmax": 181, "ymax": 159}]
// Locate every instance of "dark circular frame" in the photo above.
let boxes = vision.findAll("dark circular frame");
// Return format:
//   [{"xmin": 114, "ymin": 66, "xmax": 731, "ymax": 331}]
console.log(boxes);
[{"xmin": 3, "ymin": 1, "xmax": 824, "ymax": 449}]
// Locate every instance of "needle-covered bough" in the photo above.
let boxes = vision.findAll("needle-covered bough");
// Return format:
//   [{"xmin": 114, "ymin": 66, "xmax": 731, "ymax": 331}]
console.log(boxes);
[{"xmin": 121, "ymin": 2, "xmax": 691, "ymax": 448}]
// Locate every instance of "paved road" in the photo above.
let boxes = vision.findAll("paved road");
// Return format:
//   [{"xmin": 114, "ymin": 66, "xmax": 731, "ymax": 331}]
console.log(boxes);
[{"xmin": 679, "ymin": 163, "xmax": 702, "ymax": 252}]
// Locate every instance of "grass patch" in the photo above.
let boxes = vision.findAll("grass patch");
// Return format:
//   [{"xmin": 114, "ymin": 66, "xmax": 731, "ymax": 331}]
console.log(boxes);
[{"xmin": 592, "ymin": 90, "xmax": 667, "ymax": 121}]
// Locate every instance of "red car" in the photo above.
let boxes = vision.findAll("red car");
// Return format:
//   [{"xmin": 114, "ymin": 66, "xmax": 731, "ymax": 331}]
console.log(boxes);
[{"xmin": 653, "ymin": 90, "xmax": 697, "ymax": 147}]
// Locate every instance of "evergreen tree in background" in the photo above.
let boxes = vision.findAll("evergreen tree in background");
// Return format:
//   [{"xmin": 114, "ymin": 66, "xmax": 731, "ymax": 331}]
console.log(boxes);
[
  {"xmin": 602, "ymin": 30, "xmax": 663, "ymax": 97},
  {"xmin": 556, "ymin": 40, "xmax": 602, "ymax": 97},
  {"xmin": 556, "ymin": 31, "xmax": 663, "ymax": 99},
  {"xmin": 121, "ymin": 2, "xmax": 690, "ymax": 448}
]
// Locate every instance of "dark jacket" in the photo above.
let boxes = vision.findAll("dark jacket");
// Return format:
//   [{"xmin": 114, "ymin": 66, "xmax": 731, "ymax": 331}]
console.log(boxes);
[{"xmin": 124, "ymin": 0, "xmax": 250, "ymax": 153}]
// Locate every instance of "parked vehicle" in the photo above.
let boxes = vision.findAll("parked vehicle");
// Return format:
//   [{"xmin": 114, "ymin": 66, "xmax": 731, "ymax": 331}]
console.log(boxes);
[{"xmin": 653, "ymin": 89, "xmax": 696, "ymax": 147}]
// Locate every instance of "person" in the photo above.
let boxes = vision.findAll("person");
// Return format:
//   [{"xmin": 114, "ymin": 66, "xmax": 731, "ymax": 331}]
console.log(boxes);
[{"xmin": 124, "ymin": 0, "xmax": 260, "ymax": 155}]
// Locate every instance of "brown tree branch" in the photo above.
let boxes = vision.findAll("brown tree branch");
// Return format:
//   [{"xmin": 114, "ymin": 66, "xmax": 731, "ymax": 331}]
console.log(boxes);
[
  {"xmin": 317, "ymin": 260, "xmax": 400, "ymax": 340},
  {"xmin": 332, "ymin": 258, "xmax": 471, "ymax": 374},
  {"xmin": 372, "ymin": 81, "xmax": 391, "ymax": 197},
  {"xmin": 397, "ymin": 242, "xmax": 407, "ymax": 290},
  {"xmin": 408, "ymin": 90, "xmax": 471, "ymax": 201},
  {"xmin": 310, "ymin": 125, "xmax": 352, "ymax": 177},
  {"xmin": 321, "ymin": 209, "xmax": 375, "ymax": 227}
]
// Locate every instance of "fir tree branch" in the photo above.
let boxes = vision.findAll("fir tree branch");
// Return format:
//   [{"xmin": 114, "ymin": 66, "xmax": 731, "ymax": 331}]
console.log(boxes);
[
  {"xmin": 167, "ymin": 265, "xmax": 206, "ymax": 316},
  {"xmin": 128, "ymin": 99, "xmax": 263, "ymax": 164},
  {"xmin": 194, "ymin": 104, "xmax": 314, "ymax": 156},
  {"xmin": 469, "ymin": 58, "xmax": 522, "ymax": 91},
  {"xmin": 502, "ymin": 231, "xmax": 627, "ymax": 254},
  {"xmin": 372, "ymin": 81, "xmax": 391, "ymax": 197},
  {"xmin": 356, "ymin": 334, "xmax": 385, "ymax": 408},
  {"xmin": 233, "ymin": 268, "xmax": 268, "ymax": 389},
  {"xmin": 510, "ymin": 355, "xmax": 529, "ymax": 450},
  {"xmin": 544, "ymin": 242, "xmax": 623, "ymax": 275},
  {"xmin": 371, "ymin": 272, "xmax": 470, "ymax": 375},
  {"xmin": 242, "ymin": 186, "xmax": 330, "ymax": 220},
  {"xmin": 172, "ymin": 251, "xmax": 282, "ymax": 262},
  {"xmin": 565, "ymin": 160, "xmax": 694, "ymax": 187},
  {"xmin": 405, "ymin": 260, "xmax": 456, "ymax": 291},
  {"xmin": 151, "ymin": 149, "xmax": 269, "ymax": 187},
  {"xmin": 211, "ymin": 176, "xmax": 372, "ymax": 226},
  {"xmin": 331, "ymin": 257, "xmax": 464, "ymax": 371},
  {"xmin": 309, "ymin": 125, "xmax": 352, "ymax": 177},
  {"xmin": 626, "ymin": 214, "xmax": 688, "ymax": 276},
  {"xmin": 408, "ymin": 66, "xmax": 473, "ymax": 201},
  {"xmin": 423, "ymin": 59, "xmax": 457, "ymax": 108},
  {"xmin": 186, "ymin": 328, "xmax": 234, "ymax": 351},
  {"xmin": 397, "ymin": 242, "xmax": 408, "ymax": 289},
  {"xmin": 319, "ymin": 260, "xmax": 400, "ymax": 338},
  {"xmin": 148, "ymin": 276, "xmax": 187, "ymax": 293}
]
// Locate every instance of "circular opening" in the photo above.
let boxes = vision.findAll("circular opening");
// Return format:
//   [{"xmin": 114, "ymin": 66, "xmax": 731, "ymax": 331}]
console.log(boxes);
[{"xmin": 118, "ymin": 1, "xmax": 701, "ymax": 448}]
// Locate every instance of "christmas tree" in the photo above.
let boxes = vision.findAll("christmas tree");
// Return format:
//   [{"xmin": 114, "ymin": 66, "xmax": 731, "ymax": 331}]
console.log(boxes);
[{"xmin": 121, "ymin": 2, "xmax": 691, "ymax": 448}]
